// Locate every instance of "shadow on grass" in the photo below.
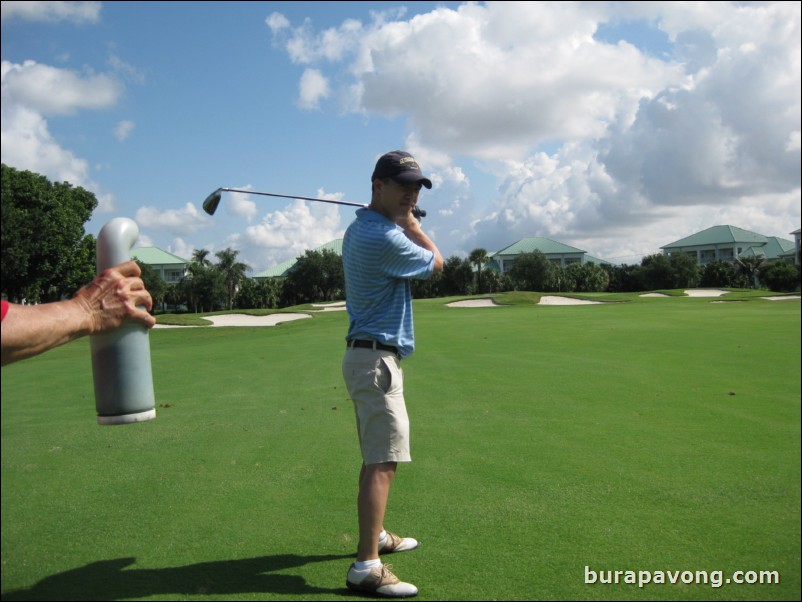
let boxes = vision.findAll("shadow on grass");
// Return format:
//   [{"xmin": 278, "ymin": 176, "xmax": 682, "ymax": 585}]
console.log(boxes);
[{"xmin": 2, "ymin": 553, "xmax": 355, "ymax": 600}]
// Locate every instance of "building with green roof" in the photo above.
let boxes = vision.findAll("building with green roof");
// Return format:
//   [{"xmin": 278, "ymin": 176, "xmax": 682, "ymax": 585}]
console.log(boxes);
[
  {"xmin": 219, "ymin": 224, "xmax": 799, "ymax": 283},
  {"xmin": 785, "ymin": 229, "xmax": 801, "ymax": 265},
  {"xmin": 130, "ymin": 247, "xmax": 189, "ymax": 284},
  {"xmin": 253, "ymin": 239, "xmax": 343, "ymax": 280},
  {"xmin": 487, "ymin": 237, "xmax": 611, "ymax": 273},
  {"xmin": 660, "ymin": 225, "xmax": 795, "ymax": 265}
]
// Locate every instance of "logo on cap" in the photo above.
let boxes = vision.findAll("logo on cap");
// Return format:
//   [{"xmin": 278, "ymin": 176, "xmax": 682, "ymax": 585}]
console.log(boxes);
[{"xmin": 372, "ymin": 150, "xmax": 432, "ymax": 189}]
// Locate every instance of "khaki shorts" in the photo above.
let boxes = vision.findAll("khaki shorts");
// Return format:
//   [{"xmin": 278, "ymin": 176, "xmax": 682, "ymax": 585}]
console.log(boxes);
[{"xmin": 342, "ymin": 348, "xmax": 411, "ymax": 465}]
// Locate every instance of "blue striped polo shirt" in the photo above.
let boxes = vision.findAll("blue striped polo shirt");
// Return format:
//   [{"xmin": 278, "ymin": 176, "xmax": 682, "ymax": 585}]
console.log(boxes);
[{"xmin": 343, "ymin": 208, "xmax": 435, "ymax": 359}]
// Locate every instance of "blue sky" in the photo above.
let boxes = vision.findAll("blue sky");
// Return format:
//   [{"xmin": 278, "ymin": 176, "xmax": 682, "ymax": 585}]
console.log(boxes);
[{"xmin": 2, "ymin": 1, "xmax": 800, "ymax": 273}]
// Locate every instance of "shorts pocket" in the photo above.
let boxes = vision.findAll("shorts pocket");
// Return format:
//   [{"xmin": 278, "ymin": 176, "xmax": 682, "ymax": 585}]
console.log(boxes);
[{"xmin": 375, "ymin": 358, "xmax": 392, "ymax": 394}]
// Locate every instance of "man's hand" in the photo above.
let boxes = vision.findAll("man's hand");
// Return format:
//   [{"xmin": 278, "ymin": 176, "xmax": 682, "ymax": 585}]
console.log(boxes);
[{"xmin": 73, "ymin": 260, "xmax": 156, "ymax": 334}]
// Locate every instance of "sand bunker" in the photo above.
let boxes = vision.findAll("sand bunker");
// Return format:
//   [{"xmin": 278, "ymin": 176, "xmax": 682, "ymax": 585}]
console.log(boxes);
[
  {"xmin": 204, "ymin": 314, "xmax": 311, "ymax": 326},
  {"xmin": 155, "ymin": 313, "xmax": 311, "ymax": 328},
  {"xmin": 311, "ymin": 301, "xmax": 347, "ymax": 311},
  {"xmin": 447, "ymin": 298, "xmax": 505, "ymax": 308},
  {"xmin": 684, "ymin": 289, "xmax": 729, "ymax": 297},
  {"xmin": 155, "ymin": 301, "xmax": 348, "ymax": 329},
  {"xmin": 538, "ymin": 296, "xmax": 603, "ymax": 305},
  {"xmin": 448, "ymin": 296, "xmax": 603, "ymax": 307},
  {"xmin": 156, "ymin": 291, "xmax": 799, "ymax": 328},
  {"xmin": 640, "ymin": 290, "xmax": 729, "ymax": 298},
  {"xmin": 641, "ymin": 290, "xmax": 800, "ymax": 301}
]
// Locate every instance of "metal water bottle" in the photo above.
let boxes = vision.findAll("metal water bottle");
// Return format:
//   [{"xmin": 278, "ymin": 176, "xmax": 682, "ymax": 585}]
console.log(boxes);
[{"xmin": 90, "ymin": 218, "xmax": 156, "ymax": 425}]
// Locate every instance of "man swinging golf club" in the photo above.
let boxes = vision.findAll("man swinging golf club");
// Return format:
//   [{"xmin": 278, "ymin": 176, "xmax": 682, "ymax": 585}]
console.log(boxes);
[{"xmin": 342, "ymin": 151, "xmax": 444, "ymax": 597}]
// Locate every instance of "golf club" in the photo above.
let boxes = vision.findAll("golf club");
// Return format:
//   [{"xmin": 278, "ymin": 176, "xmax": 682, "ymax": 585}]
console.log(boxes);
[{"xmin": 202, "ymin": 187, "xmax": 426, "ymax": 219}]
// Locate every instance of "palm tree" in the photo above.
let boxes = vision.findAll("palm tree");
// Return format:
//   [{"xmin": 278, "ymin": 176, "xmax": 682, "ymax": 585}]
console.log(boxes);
[
  {"xmin": 181, "ymin": 248, "xmax": 215, "ymax": 312},
  {"xmin": 735, "ymin": 255, "xmax": 767, "ymax": 288},
  {"xmin": 215, "ymin": 248, "xmax": 250, "ymax": 310},
  {"xmin": 469, "ymin": 248, "xmax": 489, "ymax": 293},
  {"xmin": 191, "ymin": 248, "xmax": 212, "ymax": 267}
]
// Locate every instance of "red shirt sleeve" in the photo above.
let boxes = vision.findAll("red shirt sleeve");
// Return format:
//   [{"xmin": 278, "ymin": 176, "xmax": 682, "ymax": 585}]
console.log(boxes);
[{"xmin": 1, "ymin": 299, "xmax": 8, "ymax": 322}]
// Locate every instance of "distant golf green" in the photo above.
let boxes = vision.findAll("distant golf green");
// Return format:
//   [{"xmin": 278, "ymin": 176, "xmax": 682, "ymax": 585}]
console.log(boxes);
[{"xmin": 2, "ymin": 292, "xmax": 799, "ymax": 601}]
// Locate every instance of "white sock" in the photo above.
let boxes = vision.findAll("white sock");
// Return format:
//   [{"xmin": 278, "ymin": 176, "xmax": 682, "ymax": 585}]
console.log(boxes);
[
  {"xmin": 378, "ymin": 530, "xmax": 388, "ymax": 543},
  {"xmin": 353, "ymin": 558, "xmax": 381, "ymax": 572}
]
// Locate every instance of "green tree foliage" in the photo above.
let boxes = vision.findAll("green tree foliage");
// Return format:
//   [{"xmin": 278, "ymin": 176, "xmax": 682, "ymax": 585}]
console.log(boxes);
[
  {"xmin": 164, "ymin": 284, "xmax": 184, "ymax": 312},
  {"xmin": 555, "ymin": 264, "xmax": 576, "ymax": 292},
  {"xmin": 508, "ymin": 250, "xmax": 557, "ymax": 291},
  {"xmin": 669, "ymin": 252, "xmax": 701, "ymax": 288},
  {"xmin": 440, "ymin": 256, "xmax": 474, "ymax": 296},
  {"xmin": 735, "ymin": 255, "xmax": 768, "ymax": 288},
  {"xmin": 760, "ymin": 260, "xmax": 800, "ymax": 292},
  {"xmin": 63, "ymin": 234, "xmax": 99, "ymax": 297},
  {"xmin": 1, "ymin": 164, "xmax": 98, "ymax": 302},
  {"xmin": 171, "ymin": 248, "xmax": 250, "ymax": 311},
  {"xmin": 215, "ymin": 248, "xmax": 250, "ymax": 310},
  {"xmin": 281, "ymin": 249, "xmax": 344, "ymax": 305},
  {"xmin": 410, "ymin": 269, "xmax": 442, "ymax": 298},
  {"xmin": 587, "ymin": 263, "xmax": 611, "ymax": 293},
  {"xmin": 639, "ymin": 254, "xmax": 674, "ymax": 290},
  {"xmin": 563, "ymin": 262, "xmax": 610, "ymax": 292},
  {"xmin": 700, "ymin": 260, "xmax": 736, "ymax": 288},
  {"xmin": 235, "ymin": 278, "xmax": 281, "ymax": 309},
  {"xmin": 192, "ymin": 248, "xmax": 212, "ymax": 267},
  {"xmin": 602, "ymin": 263, "xmax": 643, "ymax": 293},
  {"xmin": 179, "ymin": 261, "xmax": 226, "ymax": 313},
  {"xmin": 469, "ymin": 248, "xmax": 489, "ymax": 293},
  {"xmin": 480, "ymin": 268, "xmax": 509, "ymax": 294},
  {"xmin": 134, "ymin": 259, "xmax": 168, "ymax": 311}
]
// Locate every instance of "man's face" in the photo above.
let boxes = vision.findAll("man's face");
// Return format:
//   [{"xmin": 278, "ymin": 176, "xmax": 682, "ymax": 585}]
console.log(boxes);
[{"xmin": 373, "ymin": 178, "xmax": 422, "ymax": 222}]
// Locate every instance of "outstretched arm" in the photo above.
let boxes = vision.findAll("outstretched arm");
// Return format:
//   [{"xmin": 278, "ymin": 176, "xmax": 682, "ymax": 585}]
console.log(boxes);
[{"xmin": 1, "ymin": 260, "xmax": 155, "ymax": 366}]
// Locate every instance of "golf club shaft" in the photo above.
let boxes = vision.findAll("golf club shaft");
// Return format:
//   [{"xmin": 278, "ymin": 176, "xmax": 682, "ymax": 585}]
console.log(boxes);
[
  {"xmin": 219, "ymin": 187, "xmax": 364, "ymax": 208},
  {"xmin": 204, "ymin": 187, "xmax": 426, "ymax": 218}
]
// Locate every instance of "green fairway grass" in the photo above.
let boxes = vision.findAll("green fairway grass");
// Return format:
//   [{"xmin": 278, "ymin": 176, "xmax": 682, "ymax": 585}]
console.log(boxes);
[{"xmin": 2, "ymin": 294, "xmax": 799, "ymax": 601}]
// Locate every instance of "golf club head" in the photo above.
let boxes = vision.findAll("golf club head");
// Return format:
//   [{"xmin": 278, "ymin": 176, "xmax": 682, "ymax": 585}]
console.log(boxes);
[{"xmin": 202, "ymin": 188, "xmax": 223, "ymax": 215}]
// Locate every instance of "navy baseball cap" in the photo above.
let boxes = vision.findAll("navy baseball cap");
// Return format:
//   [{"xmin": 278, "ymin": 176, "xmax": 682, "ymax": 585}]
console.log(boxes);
[{"xmin": 371, "ymin": 151, "xmax": 432, "ymax": 189}]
